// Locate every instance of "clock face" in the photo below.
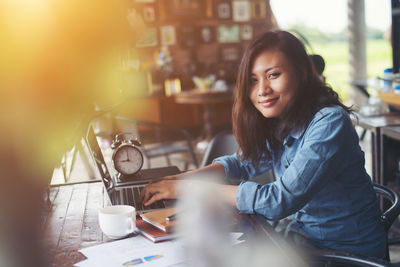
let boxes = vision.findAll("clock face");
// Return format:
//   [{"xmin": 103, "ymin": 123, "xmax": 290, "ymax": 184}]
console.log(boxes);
[{"xmin": 112, "ymin": 145, "xmax": 143, "ymax": 175}]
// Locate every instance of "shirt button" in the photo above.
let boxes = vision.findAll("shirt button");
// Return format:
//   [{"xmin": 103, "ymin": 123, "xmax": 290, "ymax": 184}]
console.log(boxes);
[
  {"xmin": 284, "ymin": 165, "xmax": 289, "ymax": 169},
  {"xmin": 287, "ymin": 139, "xmax": 294, "ymax": 147}
]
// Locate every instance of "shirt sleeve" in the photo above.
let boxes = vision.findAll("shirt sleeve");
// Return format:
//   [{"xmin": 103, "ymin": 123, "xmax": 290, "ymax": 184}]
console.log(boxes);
[
  {"xmin": 213, "ymin": 153, "xmax": 272, "ymax": 181},
  {"xmin": 236, "ymin": 107, "xmax": 355, "ymax": 219}
]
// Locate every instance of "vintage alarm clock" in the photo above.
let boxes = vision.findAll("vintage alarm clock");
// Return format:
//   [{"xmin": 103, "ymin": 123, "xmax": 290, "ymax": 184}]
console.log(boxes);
[{"xmin": 111, "ymin": 133, "xmax": 144, "ymax": 177}]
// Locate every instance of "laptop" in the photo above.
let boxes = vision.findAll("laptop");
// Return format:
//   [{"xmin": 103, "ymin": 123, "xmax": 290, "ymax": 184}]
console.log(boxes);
[{"xmin": 85, "ymin": 124, "xmax": 180, "ymax": 214}]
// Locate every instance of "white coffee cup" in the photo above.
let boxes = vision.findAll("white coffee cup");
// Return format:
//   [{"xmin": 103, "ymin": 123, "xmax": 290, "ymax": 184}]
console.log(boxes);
[{"xmin": 98, "ymin": 205, "xmax": 136, "ymax": 239}]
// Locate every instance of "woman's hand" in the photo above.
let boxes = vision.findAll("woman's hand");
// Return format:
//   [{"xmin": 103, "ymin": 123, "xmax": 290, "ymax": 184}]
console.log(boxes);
[
  {"xmin": 140, "ymin": 163, "xmax": 228, "ymax": 206},
  {"xmin": 140, "ymin": 180, "xmax": 181, "ymax": 206}
]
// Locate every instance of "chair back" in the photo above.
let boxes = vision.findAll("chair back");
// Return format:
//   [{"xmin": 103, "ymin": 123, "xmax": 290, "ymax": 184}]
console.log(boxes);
[
  {"xmin": 310, "ymin": 253, "xmax": 393, "ymax": 267},
  {"xmin": 200, "ymin": 130, "xmax": 238, "ymax": 167},
  {"xmin": 373, "ymin": 184, "xmax": 400, "ymax": 232},
  {"xmin": 373, "ymin": 183, "xmax": 400, "ymax": 262}
]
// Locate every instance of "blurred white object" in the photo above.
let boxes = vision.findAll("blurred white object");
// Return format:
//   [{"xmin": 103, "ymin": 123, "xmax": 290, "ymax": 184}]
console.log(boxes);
[
  {"xmin": 175, "ymin": 175, "xmax": 303, "ymax": 267},
  {"xmin": 359, "ymin": 95, "xmax": 389, "ymax": 117},
  {"xmin": 213, "ymin": 80, "xmax": 228, "ymax": 92}
]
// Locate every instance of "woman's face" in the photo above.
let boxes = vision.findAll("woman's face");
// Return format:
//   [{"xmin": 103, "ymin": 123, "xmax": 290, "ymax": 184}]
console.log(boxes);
[{"xmin": 249, "ymin": 49, "xmax": 299, "ymax": 118}]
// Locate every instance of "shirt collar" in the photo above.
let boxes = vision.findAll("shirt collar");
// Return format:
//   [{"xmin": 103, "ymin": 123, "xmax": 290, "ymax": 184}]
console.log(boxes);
[{"xmin": 283, "ymin": 126, "xmax": 306, "ymax": 146}]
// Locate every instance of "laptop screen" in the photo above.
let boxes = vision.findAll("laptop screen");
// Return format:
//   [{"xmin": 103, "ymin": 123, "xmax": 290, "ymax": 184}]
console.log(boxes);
[{"xmin": 86, "ymin": 125, "xmax": 113, "ymax": 190}]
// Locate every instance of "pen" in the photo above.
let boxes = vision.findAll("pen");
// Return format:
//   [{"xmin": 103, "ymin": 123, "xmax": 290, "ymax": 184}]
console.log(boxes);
[{"xmin": 166, "ymin": 212, "xmax": 180, "ymax": 222}]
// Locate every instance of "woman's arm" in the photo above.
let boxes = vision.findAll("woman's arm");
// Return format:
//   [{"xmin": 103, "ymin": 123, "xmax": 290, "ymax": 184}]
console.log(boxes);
[
  {"xmin": 237, "ymin": 107, "xmax": 356, "ymax": 220},
  {"xmin": 140, "ymin": 162, "xmax": 227, "ymax": 206}
]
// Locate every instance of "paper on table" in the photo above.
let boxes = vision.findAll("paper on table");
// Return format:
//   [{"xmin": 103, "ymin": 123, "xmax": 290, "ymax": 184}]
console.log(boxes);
[
  {"xmin": 76, "ymin": 235, "xmax": 185, "ymax": 267},
  {"xmin": 75, "ymin": 232, "xmax": 245, "ymax": 266}
]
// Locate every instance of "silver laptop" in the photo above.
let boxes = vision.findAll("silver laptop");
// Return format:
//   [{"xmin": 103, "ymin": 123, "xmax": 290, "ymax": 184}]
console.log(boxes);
[{"xmin": 85, "ymin": 125, "xmax": 180, "ymax": 214}]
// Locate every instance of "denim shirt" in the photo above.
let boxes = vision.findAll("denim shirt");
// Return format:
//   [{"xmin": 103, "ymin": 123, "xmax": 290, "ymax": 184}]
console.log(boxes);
[{"xmin": 214, "ymin": 106, "xmax": 386, "ymax": 259}]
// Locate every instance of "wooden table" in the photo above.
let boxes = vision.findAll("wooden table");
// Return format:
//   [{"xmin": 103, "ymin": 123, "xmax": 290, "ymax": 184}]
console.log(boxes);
[
  {"xmin": 41, "ymin": 181, "xmax": 302, "ymax": 267},
  {"xmin": 41, "ymin": 181, "xmax": 394, "ymax": 267},
  {"xmin": 42, "ymin": 182, "xmax": 111, "ymax": 266},
  {"xmin": 352, "ymin": 112, "xmax": 400, "ymax": 184}
]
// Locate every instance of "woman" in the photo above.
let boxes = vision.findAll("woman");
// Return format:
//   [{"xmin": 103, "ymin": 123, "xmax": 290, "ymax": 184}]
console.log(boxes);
[{"xmin": 140, "ymin": 30, "xmax": 386, "ymax": 259}]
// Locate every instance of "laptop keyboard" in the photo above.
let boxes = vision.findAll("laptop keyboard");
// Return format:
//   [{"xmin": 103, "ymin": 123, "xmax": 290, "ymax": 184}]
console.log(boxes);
[{"xmin": 118, "ymin": 185, "xmax": 165, "ymax": 213}]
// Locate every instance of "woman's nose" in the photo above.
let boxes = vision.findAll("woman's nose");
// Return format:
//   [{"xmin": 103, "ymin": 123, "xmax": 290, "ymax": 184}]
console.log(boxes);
[{"xmin": 257, "ymin": 79, "xmax": 271, "ymax": 96}]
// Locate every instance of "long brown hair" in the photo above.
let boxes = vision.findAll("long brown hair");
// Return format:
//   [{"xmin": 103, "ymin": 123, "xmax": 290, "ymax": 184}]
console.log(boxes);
[{"xmin": 232, "ymin": 30, "xmax": 352, "ymax": 165}]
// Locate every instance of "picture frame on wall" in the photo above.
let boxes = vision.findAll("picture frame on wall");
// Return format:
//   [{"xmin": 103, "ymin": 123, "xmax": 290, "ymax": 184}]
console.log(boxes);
[
  {"xmin": 160, "ymin": 0, "xmax": 204, "ymax": 21},
  {"xmin": 220, "ymin": 45, "xmax": 241, "ymax": 62},
  {"xmin": 205, "ymin": 0, "xmax": 213, "ymax": 18},
  {"xmin": 161, "ymin": 25, "xmax": 176, "ymax": 46},
  {"xmin": 199, "ymin": 26, "xmax": 214, "ymax": 44},
  {"xmin": 232, "ymin": 0, "xmax": 250, "ymax": 22},
  {"xmin": 217, "ymin": 25, "xmax": 240, "ymax": 43},
  {"xmin": 164, "ymin": 78, "xmax": 182, "ymax": 96},
  {"xmin": 142, "ymin": 5, "xmax": 156, "ymax": 22},
  {"xmin": 136, "ymin": 27, "xmax": 158, "ymax": 48},
  {"xmin": 251, "ymin": 0, "xmax": 267, "ymax": 19},
  {"xmin": 240, "ymin": 24, "xmax": 253, "ymax": 40},
  {"xmin": 216, "ymin": 0, "xmax": 231, "ymax": 20},
  {"xmin": 179, "ymin": 26, "xmax": 197, "ymax": 48}
]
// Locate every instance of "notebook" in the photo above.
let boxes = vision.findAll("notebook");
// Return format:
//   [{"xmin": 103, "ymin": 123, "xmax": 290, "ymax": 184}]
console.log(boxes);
[
  {"xmin": 140, "ymin": 208, "xmax": 177, "ymax": 233},
  {"xmin": 85, "ymin": 125, "xmax": 180, "ymax": 214},
  {"xmin": 136, "ymin": 219, "xmax": 178, "ymax": 242}
]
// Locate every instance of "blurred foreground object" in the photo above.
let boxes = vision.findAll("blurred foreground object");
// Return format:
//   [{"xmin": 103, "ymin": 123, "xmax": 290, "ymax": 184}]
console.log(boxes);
[
  {"xmin": 176, "ymin": 175, "xmax": 305, "ymax": 267},
  {"xmin": 0, "ymin": 0, "xmax": 141, "ymax": 266}
]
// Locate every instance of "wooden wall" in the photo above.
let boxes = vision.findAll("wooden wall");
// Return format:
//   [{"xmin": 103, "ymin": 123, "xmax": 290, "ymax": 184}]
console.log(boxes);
[{"xmin": 120, "ymin": 0, "xmax": 277, "ymax": 137}]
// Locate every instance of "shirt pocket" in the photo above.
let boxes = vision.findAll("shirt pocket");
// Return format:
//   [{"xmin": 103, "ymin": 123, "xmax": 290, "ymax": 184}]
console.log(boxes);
[{"xmin": 283, "ymin": 150, "xmax": 296, "ymax": 169}]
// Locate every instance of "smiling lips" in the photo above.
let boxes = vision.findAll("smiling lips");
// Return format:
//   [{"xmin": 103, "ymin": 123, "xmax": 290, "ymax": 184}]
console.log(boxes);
[{"xmin": 259, "ymin": 97, "xmax": 279, "ymax": 108}]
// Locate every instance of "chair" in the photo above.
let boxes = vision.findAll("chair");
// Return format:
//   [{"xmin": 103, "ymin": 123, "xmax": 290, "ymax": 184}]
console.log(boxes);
[
  {"xmin": 373, "ymin": 184, "xmax": 400, "ymax": 261},
  {"xmin": 200, "ymin": 130, "xmax": 238, "ymax": 167},
  {"xmin": 374, "ymin": 184, "xmax": 400, "ymax": 233},
  {"xmin": 307, "ymin": 184, "xmax": 399, "ymax": 266},
  {"xmin": 114, "ymin": 116, "xmax": 198, "ymax": 170},
  {"xmin": 309, "ymin": 253, "xmax": 393, "ymax": 267},
  {"xmin": 310, "ymin": 54, "xmax": 326, "ymax": 82}
]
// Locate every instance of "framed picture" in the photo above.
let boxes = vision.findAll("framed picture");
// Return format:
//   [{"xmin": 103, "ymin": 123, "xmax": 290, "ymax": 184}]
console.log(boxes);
[
  {"xmin": 142, "ymin": 5, "xmax": 156, "ymax": 22},
  {"xmin": 251, "ymin": 0, "xmax": 266, "ymax": 19},
  {"xmin": 232, "ymin": 0, "xmax": 250, "ymax": 22},
  {"xmin": 179, "ymin": 26, "xmax": 197, "ymax": 48},
  {"xmin": 161, "ymin": 25, "xmax": 176, "ymax": 46},
  {"xmin": 136, "ymin": 27, "xmax": 158, "ymax": 48},
  {"xmin": 199, "ymin": 26, "xmax": 214, "ymax": 44},
  {"xmin": 205, "ymin": 0, "xmax": 213, "ymax": 18},
  {"xmin": 164, "ymin": 78, "xmax": 181, "ymax": 96},
  {"xmin": 240, "ymin": 24, "xmax": 253, "ymax": 40},
  {"xmin": 217, "ymin": 25, "xmax": 240, "ymax": 43},
  {"xmin": 216, "ymin": 0, "xmax": 231, "ymax": 20},
  {"xmin": 160, "ymin": 0, "xmax": 205, "ymax": 20},
  {"xmin": 220, "ymin": 45, "xmax": 241, "ymax": 62}
]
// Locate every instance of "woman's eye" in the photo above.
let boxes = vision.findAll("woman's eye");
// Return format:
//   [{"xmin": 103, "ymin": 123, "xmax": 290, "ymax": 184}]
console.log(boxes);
[
  {"xmin": 250, "ymin": 77, "xmax": 258, "ymax": 84},
  {"xmin": 268, "ymin": 72, "xmax": 280, "ymax": 79}
]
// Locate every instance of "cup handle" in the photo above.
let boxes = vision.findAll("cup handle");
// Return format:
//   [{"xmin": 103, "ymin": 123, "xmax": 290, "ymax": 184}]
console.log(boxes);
[{"xmin": 127, "ymin": 217, "xmax": 135, "ymax": 234}]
